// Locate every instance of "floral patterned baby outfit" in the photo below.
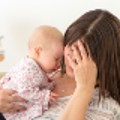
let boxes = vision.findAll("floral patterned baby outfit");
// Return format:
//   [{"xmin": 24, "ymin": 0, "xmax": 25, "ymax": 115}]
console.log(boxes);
[{"xmin": 0, "ymin": 57, "xmax": 53, "ymax": 120}]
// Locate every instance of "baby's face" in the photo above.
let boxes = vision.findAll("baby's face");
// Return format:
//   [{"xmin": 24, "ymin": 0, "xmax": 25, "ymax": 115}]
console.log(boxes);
[{"xmin": 38, "ymin": 43, "xmax": 63, "ymax": 73}]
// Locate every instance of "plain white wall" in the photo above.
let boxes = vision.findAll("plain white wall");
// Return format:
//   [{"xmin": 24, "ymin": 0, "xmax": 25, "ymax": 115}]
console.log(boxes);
[{"xmin": 0, "ymin": 0, "xmax": 120, "ymax": 71}]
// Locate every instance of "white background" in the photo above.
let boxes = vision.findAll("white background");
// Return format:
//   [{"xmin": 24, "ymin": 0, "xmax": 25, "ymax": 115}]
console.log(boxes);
[{"xmin": 0, "ymin": 0, "xmax": 120, "ymax": 71}]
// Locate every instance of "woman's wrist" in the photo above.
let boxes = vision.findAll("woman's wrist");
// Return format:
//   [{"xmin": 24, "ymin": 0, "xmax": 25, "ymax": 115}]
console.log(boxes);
[{"xmin": 74, "ymin": 86, "xmax": 94, "ymax": 101}]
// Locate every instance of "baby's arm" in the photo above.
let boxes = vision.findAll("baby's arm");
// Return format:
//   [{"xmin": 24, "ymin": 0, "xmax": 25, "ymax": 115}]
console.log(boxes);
[
  {"xmin": 16, "ymin": 66, "xmax": 58, "ymax": 111},
  {"xmin": 22, "ymin": 87, "xmax": 51, "ymax": 110},
  {"xmin": 19, "ymin": 80, "xmax": 58, "ymax": 107}
]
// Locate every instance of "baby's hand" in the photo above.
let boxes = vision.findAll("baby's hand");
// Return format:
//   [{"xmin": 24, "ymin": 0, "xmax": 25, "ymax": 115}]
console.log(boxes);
[{"xmin": 49, "ymin": 92, "xmax": 59, "ymax": 104}]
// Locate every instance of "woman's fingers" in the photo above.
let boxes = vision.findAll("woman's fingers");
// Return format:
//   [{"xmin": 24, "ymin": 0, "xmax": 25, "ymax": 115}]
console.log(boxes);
[
  {"xmin": 3, "ymin": 89, "xmax": 27, "ymax": 103},
  {"xmin": 8, "ymin": 95, "xmax": 27, "ymax": 103},
  {"xmin": 0, "ymin": 98, "xmax": 26, "ymax": 113},
  {"xmin": 67, "ymin": 54, "xmax": 77, "ymax": 68},
  {"xmin": 4, "ymin": 98, "xmax": 27, "ymax": 113},
  {"xmin": 71, "ymin": 45, "xmax": 82, "ymax": 64},
  {"xmin": 77, "ymin": 40, "xmax": 88, "ymax": 61},
  {"xmin": 70, "ymin": 40, "xmax": 89, "ymax": 66},
  {"xmin": 5, "ymin": 89, "xmax": 17, "ymax": 96},
  {"xmin": 10, "ymin": 104, "xmax": 26, "ymax": 113},
  {"xmin": 6, "ymin": 103, "xmax": 27, "ymax": 113},
  {"xmin": 0, "ymin": 89, "xmax": 27, "ymax": 113}
]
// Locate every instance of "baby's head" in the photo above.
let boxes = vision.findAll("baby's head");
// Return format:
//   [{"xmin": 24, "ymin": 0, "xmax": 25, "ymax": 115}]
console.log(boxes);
[{"xmin": 28, "ymin": 25, "xmax": 63, "ymax": 73}]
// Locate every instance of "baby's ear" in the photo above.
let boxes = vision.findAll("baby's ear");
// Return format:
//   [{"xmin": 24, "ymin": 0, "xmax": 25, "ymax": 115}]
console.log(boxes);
[{"xmin": 34, "ymin": 46, "xmax": 42, "ymax": 56}]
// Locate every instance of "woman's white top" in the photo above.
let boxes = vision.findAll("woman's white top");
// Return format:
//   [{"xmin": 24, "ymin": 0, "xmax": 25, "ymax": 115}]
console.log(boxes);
[{"xmin": 34, "ymin": 88, "xmax": 120, "ymax": 120}]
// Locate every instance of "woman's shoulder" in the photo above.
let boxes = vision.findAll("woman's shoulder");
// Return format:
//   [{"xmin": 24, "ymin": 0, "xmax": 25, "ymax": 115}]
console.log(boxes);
[{"xmin": 87, "ymin": 88, "xmax": 120, "ymax": 120}]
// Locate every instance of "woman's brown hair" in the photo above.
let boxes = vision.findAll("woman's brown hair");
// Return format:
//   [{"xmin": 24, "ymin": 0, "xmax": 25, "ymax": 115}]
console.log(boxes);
[{"xmin": 64, "ymin": 9, "xmax": 120, "ymax": 105}]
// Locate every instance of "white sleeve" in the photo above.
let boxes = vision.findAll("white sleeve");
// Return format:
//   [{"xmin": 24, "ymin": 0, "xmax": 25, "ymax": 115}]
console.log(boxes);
[
  {"xmin": 85, "ymin": 96, "xmax": 120, "ymax": 120},
  {"xmin": 114, "ymin": 104, "xmax": 120, "ymax": 120}
]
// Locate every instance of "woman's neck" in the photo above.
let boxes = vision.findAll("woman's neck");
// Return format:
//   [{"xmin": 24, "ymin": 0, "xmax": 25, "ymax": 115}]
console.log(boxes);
[{"xmin": 53, "ymin": 73, "xmax": 76, "ymax": 97}]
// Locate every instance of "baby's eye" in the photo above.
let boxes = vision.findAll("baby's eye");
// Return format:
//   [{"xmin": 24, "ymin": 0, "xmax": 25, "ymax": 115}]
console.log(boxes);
[{"xmin": 55, "ymin": 57, "xmax": 61, "ymax": 62}]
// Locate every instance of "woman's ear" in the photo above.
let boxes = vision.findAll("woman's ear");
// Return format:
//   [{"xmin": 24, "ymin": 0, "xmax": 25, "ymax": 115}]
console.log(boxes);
[{"xmin": 34, "ymin": 46, "xmax": 42, "ymax": 56}]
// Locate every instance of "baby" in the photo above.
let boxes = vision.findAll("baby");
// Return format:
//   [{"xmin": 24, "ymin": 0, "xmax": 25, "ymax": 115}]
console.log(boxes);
[{"xmin": 0, "ymin": 25, "xmax": 63, "ymax": 120}]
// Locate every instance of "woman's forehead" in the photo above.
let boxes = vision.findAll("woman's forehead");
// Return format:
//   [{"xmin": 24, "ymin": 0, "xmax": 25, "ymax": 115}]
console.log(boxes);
[
  {"xmin": 66, "ymin": 41, "xmax": 78, "ymax": 47},
  {"xmin": 66, "ymin": 39, "xmax": 85, "ymax": 47}
]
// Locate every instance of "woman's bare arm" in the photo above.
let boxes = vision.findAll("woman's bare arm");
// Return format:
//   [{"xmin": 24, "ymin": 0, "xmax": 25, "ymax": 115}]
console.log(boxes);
[{"xmin": 59, "ymin": 88, "xmax": 94, "ymax": 120}]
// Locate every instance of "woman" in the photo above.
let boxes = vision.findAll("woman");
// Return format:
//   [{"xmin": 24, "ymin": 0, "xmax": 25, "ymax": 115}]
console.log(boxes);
[
  {"xmin": 35, "ymin": 9, "xmax": 120, "ymax": 120},
  {"xmin": 59, "ymin": 9, "xmax": 120, "ymax": 120}
]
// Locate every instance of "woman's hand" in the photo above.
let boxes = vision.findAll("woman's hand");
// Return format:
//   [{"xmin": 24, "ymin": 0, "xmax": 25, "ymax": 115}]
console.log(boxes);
[
  {"xmin": 0, "ymin": 88, "xmax": 27, "ymax": 113},
  {"xmin": 67, "ymin": 40, "xmax": 97, "ymax": 92}
]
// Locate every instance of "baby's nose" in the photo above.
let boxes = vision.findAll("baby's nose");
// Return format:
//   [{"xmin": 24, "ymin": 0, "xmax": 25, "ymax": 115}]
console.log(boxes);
[{"xmin": 56, "ymin": 62, "xmax": 60, "ymax": 69}]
